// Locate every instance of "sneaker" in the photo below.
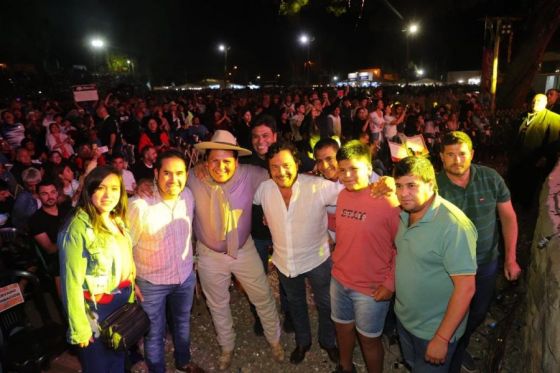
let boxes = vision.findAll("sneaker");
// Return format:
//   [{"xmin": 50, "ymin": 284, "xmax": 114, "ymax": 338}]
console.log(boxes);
[
  {"xmin": 175, "ymin": 362, "xmax": 205, "ymax": 373},
  {"xmin": 462, "ymin": 351, "xmax": 477, "ymax": 372},
  {"xmin": 218, "ymin": 350, "xmax": 234, "ymax": 371},
  {"xmin": 270, "ymin": 341, "xmax": 285, "ymax": 362}
]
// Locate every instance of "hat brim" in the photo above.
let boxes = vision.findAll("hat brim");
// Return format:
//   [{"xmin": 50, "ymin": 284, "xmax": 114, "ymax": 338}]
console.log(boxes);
[{"xmin": 194, "ymin": 141, "xmax": 252, "ymax": 156}]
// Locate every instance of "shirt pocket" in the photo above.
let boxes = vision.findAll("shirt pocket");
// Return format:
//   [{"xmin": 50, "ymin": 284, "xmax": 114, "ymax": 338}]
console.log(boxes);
[{"xmin": 86, "ymin": 237, "xmax": 113, "ymax": 278}]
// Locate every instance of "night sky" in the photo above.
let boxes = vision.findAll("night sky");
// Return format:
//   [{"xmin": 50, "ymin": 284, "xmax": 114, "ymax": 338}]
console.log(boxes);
[{"xmin": 0, "ymin": 0, "xmax": 556, "ymax": 83}]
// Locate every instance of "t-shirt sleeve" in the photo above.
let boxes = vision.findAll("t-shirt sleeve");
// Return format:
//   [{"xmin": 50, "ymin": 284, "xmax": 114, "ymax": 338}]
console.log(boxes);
[
  {"xmin": 320, "ymin": 178, "xmax": 343, "ymax": 206},
  {"xmin": 28, "ymin": 213, "xmax": 44, "ymax": 236},
  {"xmin": 493, "ymin": 169, "xmax": 511, "ymax": 203},
  {"xmin": 253, "ymin": 182, "xmax": 264, "ymax": 205},
  {"xmin": 442, "ymin": 214, "xmax": 478, "ymax": 276}
]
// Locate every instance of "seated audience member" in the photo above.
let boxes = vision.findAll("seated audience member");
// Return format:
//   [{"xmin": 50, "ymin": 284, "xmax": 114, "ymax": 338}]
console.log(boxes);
[
  {"xmin": 46, "ymin": 122, "xmax": 75, "ymax": 159},
  {"xmin": 0, "ymin": 160, "xmax": 18, "ymax": 194},
  {"xmin": 132, "ymin": 145, "xmax": 157, "ymax": 183},
  {"xmin": 11, "ymin": 147, "xmax": 43, "ymax": 185},
  {"xmin": 111, "ymin": 153, "xmax": 136, "ymax": 196},
  {"xmin": 21, "ymin": 137, "xmax": 46, "ymax": 163},
  {"xmin": 29, "ymin": 179, "xmax": 72, "ymax": 294},
  {"xmin": 12, "ymin": 167, "xmax": 42, "ymax": 231},
  {"xmin": 0, "ymin": 180, "xmax": 14, "ymax": 226},
  {"xmin": 74, "ymin": 143, "xmax": 106, "ymax": 175},
  {"xmin": 52, "ymin": 164, "xmax": 80, "ymax": 205},
  {"xmin": 138, "ymin": 117, "xmax": 170, "ymax": 152}
]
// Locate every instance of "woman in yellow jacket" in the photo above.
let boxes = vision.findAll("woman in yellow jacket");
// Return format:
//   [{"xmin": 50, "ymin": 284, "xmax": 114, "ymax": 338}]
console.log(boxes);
[{"xmin": 59, "ymin": 165, "xmax": 135, "ymax": 372}]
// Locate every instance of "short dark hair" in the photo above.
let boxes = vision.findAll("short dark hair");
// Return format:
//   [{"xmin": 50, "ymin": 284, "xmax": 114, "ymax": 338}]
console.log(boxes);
[
  {"xmin": 111, "ymin": 152, "xmax": 125, "ymax": 161},
  {"xmin": 393, "ymin": 156, "xmax": 437, "ymax": 192},
  {"xmin": 141, "ymin": 145, "xmax": 156, "ymax": 157},
  {"xmin": 265, "ymin": 140, "xmax": 300, "ymax": 167},
  {"xmin": 37, "ymin": 178, "xmax": 57, "ymax": 191},
  {"xmin": 313, "ymin": 138, "xmax": 340, "ymax": 157},
  {"xmin": 155, "ymin": 149, "xmax": 187, "ymax": 171},
  {"xmin": 441, "ymin": 131, "xmax": 473, "ymax": 151},
  {"xmin": 336, "ymin": 140, "xmax": 371, "ymax": 167},
  {"xmin": 251, "ymin": 114, "xmax": 277, "ymax": 133}
]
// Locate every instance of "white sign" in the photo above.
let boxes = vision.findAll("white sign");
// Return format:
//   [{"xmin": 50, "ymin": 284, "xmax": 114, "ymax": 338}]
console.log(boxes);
[
  {"xmin": 73, "ymin": 84, "xmax": 99, "ymax": 102},
  {"xmin": 388, "ymin": 135, "xmax": 429, "ymax": 162}
]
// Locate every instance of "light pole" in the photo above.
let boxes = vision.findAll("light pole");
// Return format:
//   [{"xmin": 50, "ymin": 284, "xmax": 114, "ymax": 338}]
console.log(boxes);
[
  {"xmin": 403, "ymin": 23, "xmax": 419, "ymax": 82},
  {"xmin": 299, "ymin": 33, "xmax": 314, "ymax": 86},
  {"xmin": 90, "ymin": 37, "xmax": 105, "ymax": 73},
  {"xmin": 218, "ymin": 44, "xmax": 230, "ymax": 89}
]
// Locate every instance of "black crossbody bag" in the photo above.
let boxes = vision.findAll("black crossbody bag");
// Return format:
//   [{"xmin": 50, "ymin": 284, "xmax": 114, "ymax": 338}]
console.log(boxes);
[{"xmin": 99, "ymin": 302, "xmax": 150, "ymax": 351}]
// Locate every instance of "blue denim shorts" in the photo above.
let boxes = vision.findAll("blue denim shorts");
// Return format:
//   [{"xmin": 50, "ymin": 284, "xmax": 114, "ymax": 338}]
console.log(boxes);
[{"xmin": 330, "ymin": 277, "xmax": 390, "ymax": 338}]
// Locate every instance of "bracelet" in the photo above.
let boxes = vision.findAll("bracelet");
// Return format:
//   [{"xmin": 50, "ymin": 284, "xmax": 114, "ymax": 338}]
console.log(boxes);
[{"xmin": 435, "ymin": 333, "xmax": 449, "ymax": 343}]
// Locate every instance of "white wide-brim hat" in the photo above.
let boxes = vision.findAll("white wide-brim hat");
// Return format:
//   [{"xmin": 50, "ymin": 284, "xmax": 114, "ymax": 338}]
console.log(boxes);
[{"xmin": 194, "ymin": 130, "xmax": 252, "ymax": 156}]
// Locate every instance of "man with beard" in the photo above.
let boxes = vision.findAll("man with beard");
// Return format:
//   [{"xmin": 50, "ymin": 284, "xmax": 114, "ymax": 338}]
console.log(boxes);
[
  {"xmin": 29, "ymin": 180, "xmax": 72, "ymax": 293},
  {"xmin": 240, "ymin": 115, "xmax": 293, "ymax": 335},
  {"xmin": 438, "ymin": 132, "xmax": 520, "ymax": 372},
  {"xmin": 253, "ymin": 141, "xmax": 340, "ymax": 365},
  {"xmin": 132, "ymin": 145, "xmax": 158, "ymax": 183}
]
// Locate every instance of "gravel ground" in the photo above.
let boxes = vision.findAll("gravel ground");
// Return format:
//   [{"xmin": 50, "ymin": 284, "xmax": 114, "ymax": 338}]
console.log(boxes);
[{"xmin": 130, "ymin": 269, "xmax": 408, "ymax": 373}]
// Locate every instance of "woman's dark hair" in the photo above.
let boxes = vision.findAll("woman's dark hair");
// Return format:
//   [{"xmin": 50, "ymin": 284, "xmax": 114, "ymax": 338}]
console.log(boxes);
[{"xmin": 77, "ymin": 165, "xmax": 127, "ymax": 232}]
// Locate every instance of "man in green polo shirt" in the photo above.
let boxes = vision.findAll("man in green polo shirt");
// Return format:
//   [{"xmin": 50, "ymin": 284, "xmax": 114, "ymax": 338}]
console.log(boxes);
[
  {"xmin": 394, "ymin": 156, "xmax": 477, "ymax": 372},
  {"xmin": 438, "ymin": 131, "xmax": 521, "ymax": 372}
]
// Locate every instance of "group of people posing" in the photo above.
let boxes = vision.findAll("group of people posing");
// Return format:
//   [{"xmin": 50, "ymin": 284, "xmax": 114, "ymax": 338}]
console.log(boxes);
[{"xmin": 58, "ymin": 104, "xmax": 521, "ymax": 373}]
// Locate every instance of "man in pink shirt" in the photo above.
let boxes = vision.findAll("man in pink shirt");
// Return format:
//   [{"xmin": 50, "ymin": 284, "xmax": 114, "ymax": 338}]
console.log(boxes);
[{"xmin": 331, "ymin": 140, "xmax": 400, "ymax": 373}]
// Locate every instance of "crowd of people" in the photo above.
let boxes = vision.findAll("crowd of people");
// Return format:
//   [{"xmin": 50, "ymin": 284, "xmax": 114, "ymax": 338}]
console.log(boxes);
[{"xmin": 1, "ymin": 84, "xmax": 558, "ymax": 373}]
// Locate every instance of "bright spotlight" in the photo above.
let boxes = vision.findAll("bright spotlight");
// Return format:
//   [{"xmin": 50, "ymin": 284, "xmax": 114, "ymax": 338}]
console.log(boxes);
[
  {"xmin": 299, "ymin": 34, "xmax": 309, "ymax": 45},
  {"xmin": 408, "ymin": 23, "xmax": 419, "ymax": 34},
  {"xmin": 218, "ymin": 44, "xmax": 225, "ymax": 52},
  {"xmin": 90, "ymin": 38, "xmax": 105, "ymax": 49}
]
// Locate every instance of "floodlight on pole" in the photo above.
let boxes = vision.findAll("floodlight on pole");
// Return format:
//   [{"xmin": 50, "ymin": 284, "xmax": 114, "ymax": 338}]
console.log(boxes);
[
  {"xmin": 298, "ymin": 33, "xmax": 314, "ymax": 85},
  {"xmin": 403, "ymin": 22, "xmax": 420, "ymax": 82},
  {"xmin": 89, "ymin": 37, "xmax": 106, "ymax": 74},
  {"xmin": 218, "ymin": 43, "xmax": 230, "ymax": 88},
  {"xmin": 416, "ymin": 69, "xmax": 424, "ymax": 77},
  {"xmin": 90, "ymin": 38, "xmax": 105, "ymax": 49}
]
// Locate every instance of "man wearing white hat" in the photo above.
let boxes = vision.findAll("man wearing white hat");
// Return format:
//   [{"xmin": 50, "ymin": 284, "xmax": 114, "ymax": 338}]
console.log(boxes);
[{"xmin": 189, "ymin": 130, "xmax": 284, "ymax": 370}]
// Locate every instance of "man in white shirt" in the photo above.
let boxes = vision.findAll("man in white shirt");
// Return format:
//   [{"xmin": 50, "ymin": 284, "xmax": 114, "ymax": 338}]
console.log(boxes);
[
  {"xmin": 254, "ymin": 141, "xmax": 341, "ymax": 365},
  {"xmin": 111, "ymin": 153, "xmax": 137, "ymax": 195}
]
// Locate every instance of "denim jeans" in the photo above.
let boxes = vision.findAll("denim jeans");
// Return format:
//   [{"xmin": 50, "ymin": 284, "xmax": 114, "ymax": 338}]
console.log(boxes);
[
  {"xmin": 136, "ymin": 271, "xmax": 196, "ymax": 373},
  {"xmin": 253, "ymin": 238, "xmax": 289, "ymax": 315},
  {"xmin": 449, "ymin": 259, "xmax": 498, "ymax": 373},
  {"xmin": 278, "ymin": 258, "xmax": 336, "ymax": 348},
  {"xmin": 397, "ymin": 320, "xmax": 458, "ymax": 373},
  {"xmin": 330, "ymin": 277, "xmax": 390, "ymax": 337}
]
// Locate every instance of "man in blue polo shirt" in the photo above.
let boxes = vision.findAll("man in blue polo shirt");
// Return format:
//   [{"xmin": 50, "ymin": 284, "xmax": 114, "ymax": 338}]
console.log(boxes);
[
  {"xmin": 394, "ymin": 156, "xmax": 477, "ymax": 372},
  {"xmin": 438, "ymin": 131, "xmax": 521, "ymax": 372}
]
